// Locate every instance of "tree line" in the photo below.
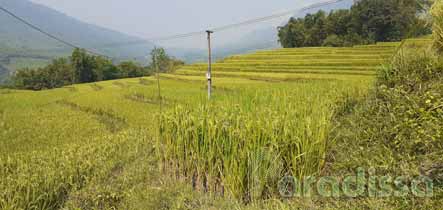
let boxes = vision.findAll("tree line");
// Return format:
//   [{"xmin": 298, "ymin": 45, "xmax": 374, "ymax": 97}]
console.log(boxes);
[
  {"xmin": 278, "ymin": 0, "xmax": 432, "ymax": 48},
  {"xmin": 11, "ymin": 48, "xmax": 184, "ymax": 90}
]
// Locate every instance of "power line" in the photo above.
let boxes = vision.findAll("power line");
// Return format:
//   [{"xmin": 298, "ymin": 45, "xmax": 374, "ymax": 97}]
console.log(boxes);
[
  {"xmin": 0, "ymin": 5, "xmax": 112, "ymax": 58},
  {"xmin": 43, "ymin": 0, "xmax": 349, "ymax": 50},
  {"xmin": 113, "ymin": 0, "xmax": 348, "ymax": 47},
  {"xmin": 1, "ymin": 0, "xmax": 348, "ymax": 53}
]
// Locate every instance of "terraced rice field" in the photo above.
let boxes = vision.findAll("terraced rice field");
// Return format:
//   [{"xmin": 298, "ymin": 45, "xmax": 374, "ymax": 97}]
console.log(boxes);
[
  {"xmin": 177, "ymin": 43, "xmax": 396, "ymax": 78},
  {"xmin": 177, "ymin": 39, "xmax": 429, "ymax": 80},
  {"xmin": 0, "ymin": 38, "xmax": 431, "ymax": 208}
]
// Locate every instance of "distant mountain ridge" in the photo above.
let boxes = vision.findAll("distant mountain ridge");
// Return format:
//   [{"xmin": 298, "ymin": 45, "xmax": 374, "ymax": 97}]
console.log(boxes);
[
  {"xmin": 0, "ymin": 0, "xmax": 157, "ymax": 82},
  {"xmin": 0, "ymin": 0, "xmax": 154, "ymax": 58}
]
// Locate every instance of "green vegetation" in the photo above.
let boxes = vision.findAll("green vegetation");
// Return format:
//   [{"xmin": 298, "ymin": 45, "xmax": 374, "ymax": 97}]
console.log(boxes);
[
  {"xmin": 0, "ymin": 47, "xmax": 59, "ymax": 83},
  {"xmin": 278, "ymin": 0, "xmax": 431, "ymax": 48},
  {"xmin": 323, "ymin": 45, "xmax": 443, "ymax": 210},
  {"xmin": 10, "ymin": 48, "xmax": 183, "ymax": 90}
]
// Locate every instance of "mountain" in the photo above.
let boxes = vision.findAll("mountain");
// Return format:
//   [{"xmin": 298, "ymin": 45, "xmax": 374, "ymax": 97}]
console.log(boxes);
[
  {"xmin": 0, "ymin": 0, "xmax": 154, "ymax": 82},
  {"xmin": 0, "ymin": 63, "xmax": 8, "ymax": 78}
]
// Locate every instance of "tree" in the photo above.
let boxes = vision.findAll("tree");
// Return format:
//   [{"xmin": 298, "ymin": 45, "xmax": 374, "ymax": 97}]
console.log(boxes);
[
  {"xmin": 11, "ymin": 48, "xmax": 178, "ymax": 90},
  {"xmin": 150, "ymin": 47, "xmax": 184, "ymax": 73},
  {"xmin": 150, "ymin": 48, "xmax": 169, "ymax": 73},
  {"xmin": 12, "ymin": 57, "xmax": 75, "ymax": 90},
  {"xmin": 278, "ymin": 18, "xmax": 306, "ymax": 47},
  {"xmin": 71, "ymin": 48, "xmax": 97, "ymax": 83},
  {"xmin": 322, "ymin": 34, "xmax": 344, "ymax": 47},
  {"xmin": 45, "ymin": 57, "xmax": 75, "ymax": 88},
  {"xmin": 119, "ymin": 61, "xmax": 144, "ymax": 78},
  {"xmin": 93, "ymin": 56, "xmax": 113, "ymax": 81},
  {"xmin": 350, "ymin": 0, "xmax": 420, "ymax": 41},
  {"xmin": 326, "ymin": 10, "xmax": 351, "ymax": 36},
  {"xmin": 306, "ymin": 11, "xmax": 328, "ymax": 46},
  {"xmin": 102, "ymin": 64, "xmax": 121, "ymax": 80},
  {"xmin": 278, "ymin": 0, "xmax": 430, "ymax": 48}
]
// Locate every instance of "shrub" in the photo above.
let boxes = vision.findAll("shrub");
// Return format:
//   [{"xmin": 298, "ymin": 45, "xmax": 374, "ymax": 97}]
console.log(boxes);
[
  {"xmin": 322, "ymin": 35, "xmax": 344, "ymax": 47},
  {"xmin": 332, "ymin": 47, "xmax": 443, "ymax": 178},
  {"xmin": 378, "ymin": 48, "xmax": 443, "ymax": 91},
  {"xmin": 376, "ymin": 48, "xmax": 443, "ymax": 155}
]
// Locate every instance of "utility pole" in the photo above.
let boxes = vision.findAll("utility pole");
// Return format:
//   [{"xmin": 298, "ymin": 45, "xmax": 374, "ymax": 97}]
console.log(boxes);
[{"xmin": 206, "ymin": 30, "xmax": 213, "ymax": 99}]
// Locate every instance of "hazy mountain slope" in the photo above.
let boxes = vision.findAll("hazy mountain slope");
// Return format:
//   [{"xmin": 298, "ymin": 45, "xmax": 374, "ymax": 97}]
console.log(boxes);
[
  {"xmin": 0, "ymin": 0, "xmax": 155, "ymax": 81},
  {"xmin": 0, "ymin": 64, "xmax": 8, "ymax": 79},
  {"xmin": 0, "ymin": 0, "xmax": 154, "ymax": 56}
]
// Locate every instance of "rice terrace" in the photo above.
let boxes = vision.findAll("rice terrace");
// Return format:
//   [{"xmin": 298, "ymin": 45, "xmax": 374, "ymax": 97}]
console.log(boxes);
[{"xmin": 1, "ymin": 0, "xmax": 443, "ymax": 209}]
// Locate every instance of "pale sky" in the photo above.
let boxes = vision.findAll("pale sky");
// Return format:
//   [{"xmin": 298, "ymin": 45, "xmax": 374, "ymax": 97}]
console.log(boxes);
[{"xmin": 29, "ymin": 0, "xmax": 317, "ymax": 39}]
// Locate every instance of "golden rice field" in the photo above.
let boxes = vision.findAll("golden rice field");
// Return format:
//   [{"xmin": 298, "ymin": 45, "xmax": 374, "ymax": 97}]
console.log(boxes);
[{"xmin": 0, "ymin": 38, "xmax": 431, "ymax": 208}]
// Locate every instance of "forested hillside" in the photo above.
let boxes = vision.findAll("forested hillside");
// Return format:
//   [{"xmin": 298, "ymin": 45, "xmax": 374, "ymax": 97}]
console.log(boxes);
[{"xmin": 278, "ymin": 0, "xmax": 431, "ymax": 48}]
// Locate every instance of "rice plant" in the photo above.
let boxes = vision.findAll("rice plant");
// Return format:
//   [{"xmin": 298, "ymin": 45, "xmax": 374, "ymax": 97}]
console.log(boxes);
[
  {"xmin": 1, "ymin": 38, "xmax": 430, "ymax": 207},
  {"xmin": 155, "ymin": 83, "xmax": 365, "ymax": 202},
  {"xmin": 431, "ymin": 0, "xmax": 443, "ymax": 52}
]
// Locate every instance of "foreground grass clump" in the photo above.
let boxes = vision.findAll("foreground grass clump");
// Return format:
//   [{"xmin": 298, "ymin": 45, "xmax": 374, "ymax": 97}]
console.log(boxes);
[{"xmin": 157, "ymin": 85, "xmax": 363, "ymax": 202}]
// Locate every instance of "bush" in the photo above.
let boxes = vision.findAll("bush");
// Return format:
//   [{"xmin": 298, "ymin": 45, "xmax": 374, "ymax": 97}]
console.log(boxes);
[
  {"xmin": 342, "ymin": 33, "xmax": 374, "ymax": 46},
  {"xmin": 118, "ymin": 61, "xmax": 145, "ymax": 78},
  {"xmin": 378, "ymin": 48, "xmax": 443, "ymax": 91},
  {"xmin": 331, "ymin": 47, "xmax": 443, "ymax": 177},
  {"xmin": 322, "ymin": 35, "xmax": 344, "ymax": 47},
  {"xmin": 376, "ymin": 48, "xmax": 442, "ymax": 154}
]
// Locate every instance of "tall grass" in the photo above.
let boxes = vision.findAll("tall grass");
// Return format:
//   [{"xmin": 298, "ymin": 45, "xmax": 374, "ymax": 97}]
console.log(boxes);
[
  {"xmin": 431, "ymin": 0, "xmax": 443, "ymax": 52},
  {"xmin": 153, "ymin": 40, "xmax": 393, "ymax": 202},
  {"xmin": 156, "ymin": 86, "xmax": 348, "ymax": 202}
]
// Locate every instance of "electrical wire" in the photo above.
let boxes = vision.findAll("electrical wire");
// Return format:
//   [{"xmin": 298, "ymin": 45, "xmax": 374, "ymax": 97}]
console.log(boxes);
[
  {"xmin": 1, "ymin": 0, "xmax": 349, "ymax": 54},
  {"xmin": 39, "ymin": 0, "xmax": 349, "ymax": 50}
]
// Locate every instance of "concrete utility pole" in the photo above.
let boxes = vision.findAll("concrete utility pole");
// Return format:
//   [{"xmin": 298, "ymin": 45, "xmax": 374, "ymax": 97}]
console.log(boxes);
[{"xmin": 206, "ymin": 30, "xmax": 213, "ymax": 99}]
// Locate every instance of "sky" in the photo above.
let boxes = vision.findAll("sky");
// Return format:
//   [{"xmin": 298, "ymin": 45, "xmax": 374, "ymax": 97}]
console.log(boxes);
[{"xmin": 29, "ymin": 0, "xmax": 316, "ymax": 39}]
